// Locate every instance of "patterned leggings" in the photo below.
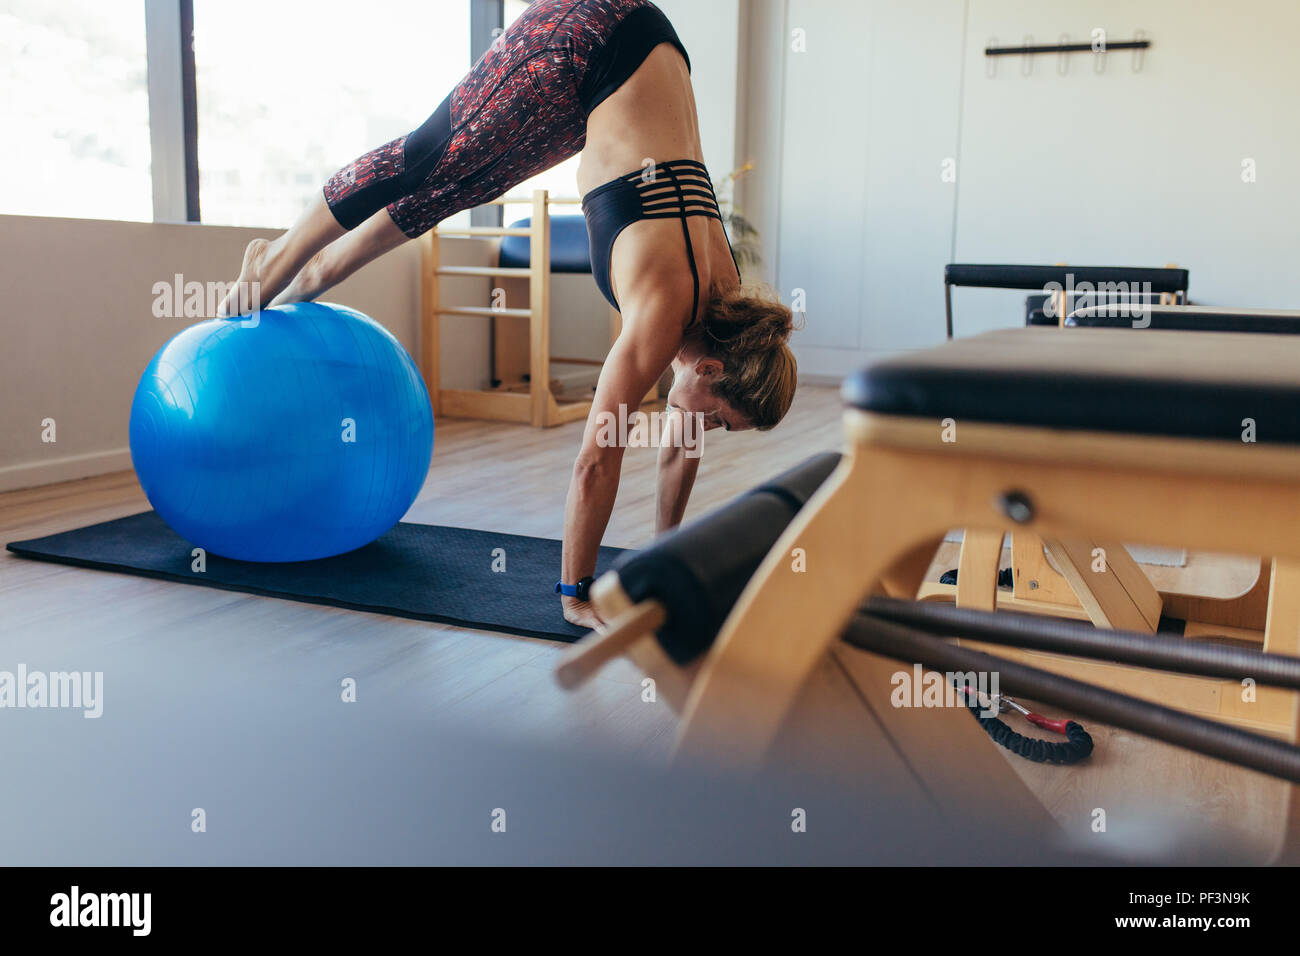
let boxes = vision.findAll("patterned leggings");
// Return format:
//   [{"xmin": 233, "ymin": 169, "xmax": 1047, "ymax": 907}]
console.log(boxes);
[{"xmin": 323, "ymin": 0, "xmax": 661, "ymax": 238}]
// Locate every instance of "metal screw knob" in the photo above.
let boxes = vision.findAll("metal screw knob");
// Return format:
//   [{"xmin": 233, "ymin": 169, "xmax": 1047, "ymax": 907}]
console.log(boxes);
[{"xmin": 997, "ymin": 489, "xmax": 1035, "ymax": 524}]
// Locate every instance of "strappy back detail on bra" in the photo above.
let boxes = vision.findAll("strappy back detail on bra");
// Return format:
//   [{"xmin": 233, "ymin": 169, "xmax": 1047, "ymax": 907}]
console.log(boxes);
[{"xmin": 581, "ymin": 158, "xmax": 742, "ymax": 318}]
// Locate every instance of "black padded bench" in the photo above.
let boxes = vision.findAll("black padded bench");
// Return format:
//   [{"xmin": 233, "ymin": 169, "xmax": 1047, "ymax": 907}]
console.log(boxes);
[
  {"xmin": 1026, "ymin": 291, "xmax": 1176, "ymax": 326},
  {"xmin": 1067, "ymin": 303, "xmax": 1300, "ymax": 334},
  {"xmin": 610, "ymin": 452, "xmax": 840, "ymax": 666},
  {"xmin": 843, "ymin": 326, "xmax": 1300, "ymax": 445},
  {"xmin": 944, "ymin": 263, "xmax": 1190, "ymax": 337}
]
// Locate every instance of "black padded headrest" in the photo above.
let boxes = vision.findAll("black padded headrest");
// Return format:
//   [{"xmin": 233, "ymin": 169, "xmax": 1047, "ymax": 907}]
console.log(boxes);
[{"xmin": 611, "ymin": 453, "xmax": 841, "ymax": 665}]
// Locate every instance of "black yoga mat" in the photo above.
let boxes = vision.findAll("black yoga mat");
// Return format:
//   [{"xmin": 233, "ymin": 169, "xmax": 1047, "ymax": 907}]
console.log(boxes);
[{"xmin": 6, "ymin": 511, "xmax": 625, "ymax": 642}]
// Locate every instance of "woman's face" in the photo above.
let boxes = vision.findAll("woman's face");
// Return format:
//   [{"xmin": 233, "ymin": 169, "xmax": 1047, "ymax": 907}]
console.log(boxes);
[{"xmin": 665, "ymin": 355, "xmax": 752, "ymax": 432}]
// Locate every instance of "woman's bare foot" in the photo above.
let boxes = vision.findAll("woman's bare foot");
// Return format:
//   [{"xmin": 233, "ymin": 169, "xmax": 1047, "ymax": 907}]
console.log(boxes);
[
  {"xmin": 216, "ymin": 237, "xmax": 276, "ymax": 318},
  {"xmin": 265, "ymin": 208, "xmax": 412, "ymax": 309},
  {"xmin": 268, "ymin": 251, "xmax": 332, "ymax": 309},
  {"xmin": 216, "ymin": 233, "xmax": 327, "ymax": 318},
  {"xmin": 216, "ymin": 192, "xmax": 348, "ymax": 318}
]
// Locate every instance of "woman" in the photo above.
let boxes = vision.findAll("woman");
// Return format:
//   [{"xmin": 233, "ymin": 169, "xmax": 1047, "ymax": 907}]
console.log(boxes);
[{"xmin": 217, "ymin": 0, "xmax": 797, "ymax": 627}]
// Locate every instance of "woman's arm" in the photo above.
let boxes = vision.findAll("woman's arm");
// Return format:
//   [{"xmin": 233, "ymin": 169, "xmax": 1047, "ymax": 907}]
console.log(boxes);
[
  {"xmin": 655, "ymin": 408, "xmax": 702, "ymax": 534},
  {"xmin": 560, "ymin": 300, "xmax": 682, "ymax": 627}
]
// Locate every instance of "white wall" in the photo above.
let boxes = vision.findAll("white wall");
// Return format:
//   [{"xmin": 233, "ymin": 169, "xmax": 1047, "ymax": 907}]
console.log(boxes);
[
  {"xmin": 0, "ymin": 216, "xmax": 497, "ymax": 491},
  {"xmin": 736, "ymin": 0, "xmax": 788, "ymax": 284},
  {"xmin": 658, "ymin": 0, "xmax": 742, "ymax": 178},
  {"xmin": 742, "ymin": 0, "xmax": 1300, "ymax": 378},
  {"xmin": 772, "ymin": 0, "xmax": 965, "ymax": 378},
  {"xmin": 952, "ymin": 0, "xmax": 1300, "ymax": 336}
]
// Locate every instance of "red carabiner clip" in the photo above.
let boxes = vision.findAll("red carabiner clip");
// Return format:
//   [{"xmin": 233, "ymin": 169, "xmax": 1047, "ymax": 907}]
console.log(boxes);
[
  {"xmin": 999, "ymin": 695, "xmax": 1073, "ymax": 736},
  {"xmin": 956, "ymin": 685, "xmax": 1076, "ymax": 735}
]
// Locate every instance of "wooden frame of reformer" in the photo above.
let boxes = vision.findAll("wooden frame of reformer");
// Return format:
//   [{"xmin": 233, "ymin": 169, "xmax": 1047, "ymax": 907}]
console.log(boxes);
[{"xmin": 570, "ymin": 403, "xmax": 1300, "ymax": 861}]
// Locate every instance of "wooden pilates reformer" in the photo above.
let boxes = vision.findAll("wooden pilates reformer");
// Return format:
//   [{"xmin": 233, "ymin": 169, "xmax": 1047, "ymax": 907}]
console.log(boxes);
[
  {"xmin": 949, "ymin": 300, "xmax": 1300, "ymax": 622},
  {"xmin": 420, "ymin": 188, "xmax": 655, "ymax": 427},
  {"xmin": 556, "ymin": 325, "xmax": 1300, "ymax": 862},
  {"xmin": 932, "ymin": 267, "xmax": 1300, "ymax": 735}
]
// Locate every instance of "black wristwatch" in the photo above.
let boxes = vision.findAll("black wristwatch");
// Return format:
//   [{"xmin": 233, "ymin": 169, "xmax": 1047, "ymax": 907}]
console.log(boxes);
[{"xmin": 555, "ymin": 576, "xmax": 595, "ymax": 602}]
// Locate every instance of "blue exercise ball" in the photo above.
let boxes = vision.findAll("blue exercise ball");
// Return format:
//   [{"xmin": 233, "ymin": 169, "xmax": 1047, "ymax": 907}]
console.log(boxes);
[{"xmin": 129, "ymin": 302, "xmax": 434, "ymax": 562}]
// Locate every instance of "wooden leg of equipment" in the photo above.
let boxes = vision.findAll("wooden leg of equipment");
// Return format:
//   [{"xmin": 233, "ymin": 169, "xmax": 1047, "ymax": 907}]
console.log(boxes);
[
  {"xmin": 878, "ymin": 534, "xmax": 944, "ymax": 600},
  {"xmin": 1041, "ymin": 536, "xmax": 1162, "ymax": 632},
  {"xmin": 554, "ymin": 599, "xmax": 665, "ymax": 691},
  {"xmin": 1263, "ymin": 559, "xmax": 1300, "ymax": 658},
  {"xmin": 419, "ymin": 232, "xmax": 441, "ymax": 417},
  {"xmin": 528, "ymin": 190, "xmax": 551, "ymax": 427},
  {"xmin": 1281, "ymin": 768, "xmax": 1300, "ymax": 864},
  {"xmin": 1163, "ymin": 557, "xmax": 1272, "ymax": 632},
  {"xmin": 585, "ymin": 574, "xmax": 700, "ymax": 714},
  {"xmin": 1003, "ymin": 533, "xmax": 1164, "ymax": 632},
  {"xmin": 674, "ymin": 439, "xmax": 952, "ymax": 769},
  {"xmin": 1267, "ymin": 560, "xmax": 1300, "ymax": 862},
  {"xmin": 955, "ymin": 529, "xmax": 1003, "ymax": 611},
  {"xmin": 1011, "ymin": 533, "xmax": 1079, "ymax": 608}
]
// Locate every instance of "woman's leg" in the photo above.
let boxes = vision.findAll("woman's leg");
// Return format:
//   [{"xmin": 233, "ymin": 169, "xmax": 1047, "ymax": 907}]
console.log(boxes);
[
  {"xmin": 217, "ymin": 0, "xmax": 603, "ymax": 318},
  {"xmin": 216, "ymin": 190, "xmax": 346, "ymax": 317},
  {"xmin": 268, "ymin": 206, "xmax": 411, "ymax": 307},
  {"xmin": 214, "ymin": 80, "xmax": 455, "ymax": 315}
]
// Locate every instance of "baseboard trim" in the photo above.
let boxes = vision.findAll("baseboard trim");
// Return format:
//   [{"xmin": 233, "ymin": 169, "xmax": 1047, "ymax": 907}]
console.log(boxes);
[{"xmin": 0, "ymin": 448, "xmax": 133, "ymax": 493}]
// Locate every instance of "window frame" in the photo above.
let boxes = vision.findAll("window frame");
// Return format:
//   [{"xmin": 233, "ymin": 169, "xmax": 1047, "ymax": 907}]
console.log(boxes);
[
  {"xmin": 143, "ymin": 0, "xmax": 492, "ymax": 225},
  {"xmin": 144, "ymin": 0, "xmax": 198, "ymax": 222}
]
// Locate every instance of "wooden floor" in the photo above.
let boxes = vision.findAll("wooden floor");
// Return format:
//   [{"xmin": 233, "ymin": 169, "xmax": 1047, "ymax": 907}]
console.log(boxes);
[{"xmin": 0, "ymin": 383, "xmax": 1287, "ymax": 862}]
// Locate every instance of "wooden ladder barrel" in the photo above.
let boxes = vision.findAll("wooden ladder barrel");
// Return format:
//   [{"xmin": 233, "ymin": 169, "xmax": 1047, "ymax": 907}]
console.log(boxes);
[{"xmin": 420, "ymin": 189, "xmax": 655, "ymax": 428}]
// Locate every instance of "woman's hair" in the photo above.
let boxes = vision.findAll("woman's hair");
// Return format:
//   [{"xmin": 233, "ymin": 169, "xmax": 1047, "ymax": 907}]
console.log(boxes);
[{"xmin": 697, "ymin": 283, "xmax": 798, "ymax": 430}]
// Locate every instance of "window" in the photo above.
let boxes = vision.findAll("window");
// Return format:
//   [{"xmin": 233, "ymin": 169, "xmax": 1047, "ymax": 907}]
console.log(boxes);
[
  {"xmin": 192, "ymin": 0, "xmax": 471, "ymax": 228},
  {"xmin": 0, "ymin": 0, "xmax": 152, "ymax": 221}
]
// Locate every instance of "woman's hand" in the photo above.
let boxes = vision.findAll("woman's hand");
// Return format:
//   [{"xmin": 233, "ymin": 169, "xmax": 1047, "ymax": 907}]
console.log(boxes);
[{"xmin": 562, "ymin": 597, "xmax": 604, "ymax": 630}]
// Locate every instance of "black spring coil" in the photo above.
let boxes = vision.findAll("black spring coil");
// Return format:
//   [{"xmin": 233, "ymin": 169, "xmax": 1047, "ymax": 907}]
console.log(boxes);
[{"xmin": 967, "ymin": 706, "xmax": 1094, "ymax": 764}]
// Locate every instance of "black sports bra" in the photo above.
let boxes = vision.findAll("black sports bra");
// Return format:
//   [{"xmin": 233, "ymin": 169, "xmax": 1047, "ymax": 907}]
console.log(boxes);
[
  {"xmin": 579, "ymin": 4, "xmax": 691, "ymax": 114},
  {"xmin": 582, "ymin": 159, "xmax": 742, "ymax": 316}
]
